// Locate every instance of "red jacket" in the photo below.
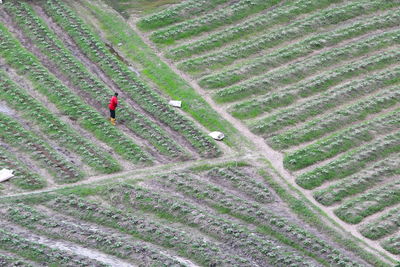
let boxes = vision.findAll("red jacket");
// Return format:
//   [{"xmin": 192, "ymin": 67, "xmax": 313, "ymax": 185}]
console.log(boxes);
[{"xmin": 109, "ymin": 96, "xmax": 118, "ymax": 110}]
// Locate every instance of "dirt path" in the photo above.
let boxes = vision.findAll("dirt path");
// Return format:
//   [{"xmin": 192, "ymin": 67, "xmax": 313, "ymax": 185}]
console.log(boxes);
[
  {"xmin": 128, "ymin": 17, "xmax": 399, "ymax": 264},
  {"xmin": 0, "ymin": 153, "xmax": 251, "ymax": 201}
]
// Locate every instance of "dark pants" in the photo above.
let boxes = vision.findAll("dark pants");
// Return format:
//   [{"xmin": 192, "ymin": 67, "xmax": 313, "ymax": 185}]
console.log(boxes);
[{"xmin": 110, "ymin": 109, "xmax": 116, "ymax": 119}]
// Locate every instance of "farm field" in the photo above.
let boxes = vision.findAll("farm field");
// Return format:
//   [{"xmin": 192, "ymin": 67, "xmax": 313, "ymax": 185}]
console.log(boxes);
[{"xmin": 0, "ymin": 0, "xmax": 399, "ymax": 266}]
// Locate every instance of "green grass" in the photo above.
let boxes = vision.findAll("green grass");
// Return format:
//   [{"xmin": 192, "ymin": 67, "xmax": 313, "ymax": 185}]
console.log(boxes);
[
  {"xmin": 77, "ymin": 0, "xmax": 245, "ymax": 149},
  {"xmin": 189, "ymin": 160, "xmax": 249, "ymax": 172},
  {"xmin": 101, "ymin": 0, "xmax": 181, "ymax": 17}
]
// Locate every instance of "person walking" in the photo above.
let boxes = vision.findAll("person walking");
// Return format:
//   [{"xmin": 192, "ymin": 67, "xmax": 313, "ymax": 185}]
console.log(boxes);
[{"xmin": 109, "ymin": 92, "xmax": 118, "ymax": 125}]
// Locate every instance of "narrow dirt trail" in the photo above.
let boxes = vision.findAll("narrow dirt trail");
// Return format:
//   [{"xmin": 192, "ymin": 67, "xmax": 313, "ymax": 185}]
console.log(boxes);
[
  {"xmin": 0, "ymin": 153, "xmax": 250, "ymax": 201},
  {"xmin": 128, "ymin": 18, "xmax": 399, "ymax": 264}
]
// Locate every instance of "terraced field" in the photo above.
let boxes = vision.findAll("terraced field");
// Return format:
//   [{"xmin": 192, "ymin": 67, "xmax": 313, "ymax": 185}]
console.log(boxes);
[
  {"xmin": 134, "ymin": 0, "xmax": 400, "ymax": 261},
  {"xmin": 0, "ymin": 163, "xmax": 383, "ymax": 266},
  {"xmin": 0, "ymin": 0, "xmax": 398, "ymax": 266}
]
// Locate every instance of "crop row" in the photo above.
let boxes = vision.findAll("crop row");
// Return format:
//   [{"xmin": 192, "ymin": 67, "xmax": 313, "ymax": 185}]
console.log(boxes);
[
  {"xmin": 214, "ymin": 29, "xmax": 400, "ymax": 103},
  {"xmin": 0, "ymin": 70, "xmax": 121, "ymax": 174},
  {"xmin": 179, "ymin": 2, "xmax": 399, "ymax": 73},
  {"xmin": 5, "ymin": 1, "xmax": 186, "ymax": 160},
  {"xmin": 232, "ymin": 49, "xmax": 400, "ymax": 120},
  {"xmin": 251, "ymin": 66, "xmax": 400, "ymax": 135},
  {"xmin": 313, "ymin": 153, "xmax": 400, "ymax": 206},
  {"xmin": 206, "ymin": 167, "xmax": 273, "ymax": 203},
  {"xmin": 284, "ymin": 109, "xmax": 400, "ymax": 170},
  {"xmin": 152, "ymin": 170, "xmax": 362, "ymax": 266},
  {"xmin": 0, "ymin": 226, "xmax": 106, "ymax": 267},
  {"xmin": 137, "ymin": 0, "xmax": 232, "ymax": 30},
  {"xmin": 198, "ymin": 7, "xmax": 400, "ymax": 89},
  {"xmin": 268, "ymin": 85, "xmax": 400, "ymax": 150},
  {"xmin": 166, "ymin": 0, "xmax": 344, "ymax": 60},
  {"xmin": 2, "ymin": 204, "xmax": 186, "ymax": 266},
  {"xmin": 47, "ymin": 195, "xmax": 252, "ymax": 266},
  {"xmin": 359, "ymin": 206, "xmax": 400, "ymax": 240},
  {"xmin": 0, "ymin": 144, "xmax": 46, "ymax": 190},
  {"xmin": 105, "ymin": 184, "xmax": 319, "ymax": 266},
  {"xmin": 149, "ymin": 0, "xmax": 281, "ymax": 44},
  {"xmin": 0, "ymin": 24, "xmax": 151, "ymax": 164},
  {"xmin": 335, "ymin": 178, "xmax": 400, "ymax": 224},
  {"xmin": 381, "ymin": 234, "xmax": 400, "ymax": 255},
  {"xmin": 43, "ymin": 0, "xmax": 220, "ymax": 158},
  {"xmin": 296, "ymin": 131, "xmax": 400, "ymax": 190},
  {"xmin": 0, "ymin": 112, "xmax": 83, "ymax": 183},
  {"xmin": 0, "ymin": 253, "xmax": 33, "ymax": 267}
]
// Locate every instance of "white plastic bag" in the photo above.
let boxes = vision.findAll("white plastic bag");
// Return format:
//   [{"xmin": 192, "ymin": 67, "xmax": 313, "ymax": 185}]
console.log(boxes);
[{"xmin": 0, "ymin": 169, "xmax": 14, "ymax": 182}]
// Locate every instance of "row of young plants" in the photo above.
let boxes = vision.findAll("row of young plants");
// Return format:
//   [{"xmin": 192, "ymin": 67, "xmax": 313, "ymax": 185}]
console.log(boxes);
[
  {"xmin": 296, "ymin": 131, "xmax": 400, "ymax": 190},
  {"xmin": 2, "ymin": 204, "xmax": 186, "ymax": 266},
  {"xmin": 178, "ymin": 1, "xmax": 399, "ymax": 73},
  {"xmin": 43, "ymin": 0, "xmax": 220, "ymax": 158},
  {"xmin": 0, "ymin": 144, "xmax": 46, "ymax": 190},
  {"xmin": 313, "ymin": 153, "xmax": 400, "ymax": 206},
  {"xmin": 152, "ymin": 170, "xmax": 363, "ymax": 266},
  {"xmin": 5, "ymin": 1, "xmax": 186, "ymax": 160},
  {"xmin": 149, "ymin": 0, "xmax": 281, "ymax": 44},
  {"xmin": 0, "ymin": 253, "xmax": 33, "ymax": 267},
  {"xmin": 381, "ymin": 234, "xmax": 400, "ymax": 255},
  {"xmin": 0, "ymin": 112, "xmax": 82, "ymax": 183},
  {"xmin": 214, "ymin": 30, "xmax": 400, "ymax": 103},
  {"xmin": 198, "ymin": 7, "xmax": 400, "ymax": 89},
  {"xmin": 105, "ymin": 184, "xmax": 319, "ymax": 266},
  {"xmin": 0, "ymin": 226, "xmax": 106, "ymax": 267},
  {"xmin": 0, "ymin": 71, "xmax": 121, "ymax": 174},
  {"xmin": 268, "ymin": 85, "xmax": 400, "ymax": 150},
  {"xmin": 284, "ymin": 109, "xmax": 400, "ymax": 170},
  {"xmin": 335, "ymin": 178, "xmax": 400, "ymax": 224},
  {"xmin": 359, "ymin": 206, "xmax": 400, "ymax": 240},
  {"xmin": 231, "ymin": 51, "xmax": 400, "ymax": 120},
  {"xmin": 206, "ymin": 167, "xmax": 273, "ymax": 203},
  {"xmin": 46, "ymin": 195, "xmax": 252, "ymax": 266},
  {"xmin": 251, "ymin": 66, "xmax": 400, "ymax": 135},
  {"xmin": 0, "ymin": 24, "xmax": 151, "ymax": 164},
  {"xmin": 137, "ymin": 0, "xmax": 232, "ymax": 31},
  {"xmin": 81, "ymin": 0, "xmax": 242, "ymax": 149},
  {"xmin": 166, "ymin": 0, "xmax": 345, "ymax": 60}
]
